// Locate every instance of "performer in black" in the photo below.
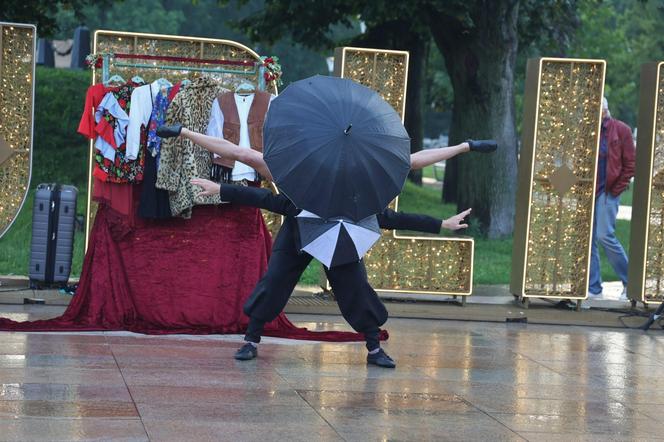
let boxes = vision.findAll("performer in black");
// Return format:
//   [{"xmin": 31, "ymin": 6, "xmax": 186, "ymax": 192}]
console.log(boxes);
[
  {"xmin": 158, "ymin": 124, "xmax": 494, "ymax": 367},
  {"xmin": 191, "ymin": 177, "xmax": 471, "ymax": 368}
]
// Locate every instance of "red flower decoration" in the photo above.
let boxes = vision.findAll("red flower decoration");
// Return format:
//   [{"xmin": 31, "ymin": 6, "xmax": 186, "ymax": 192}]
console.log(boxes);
[{"xmin": 118, "ymin": 99, "xmax": 126, "ymax": 107}]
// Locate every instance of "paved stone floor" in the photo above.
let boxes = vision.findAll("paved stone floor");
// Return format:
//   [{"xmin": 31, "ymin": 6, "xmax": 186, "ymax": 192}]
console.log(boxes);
[{"xmin": 0, "ymin": 305, "xmax": 663, "ymax": 441}]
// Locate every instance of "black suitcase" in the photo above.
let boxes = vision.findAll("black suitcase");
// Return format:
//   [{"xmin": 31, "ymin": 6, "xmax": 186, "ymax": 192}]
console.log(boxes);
[{"xmin": 29, "ymin": 183, "xmax": 77, "ymax": 286}]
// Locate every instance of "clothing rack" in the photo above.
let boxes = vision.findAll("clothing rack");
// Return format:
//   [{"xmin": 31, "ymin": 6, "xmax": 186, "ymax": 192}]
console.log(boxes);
[{"xmin": 101, "ymin": 53, "xmax": 267, "ymax": 90}]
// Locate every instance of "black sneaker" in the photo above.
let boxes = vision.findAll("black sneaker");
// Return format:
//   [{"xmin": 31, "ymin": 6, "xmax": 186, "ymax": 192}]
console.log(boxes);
[
  {"xmin": 367, "ymin": 348, "xmax": 396, "ymax": 368},
  {"xmin": 234, "ymin": 342, "xmax": 258, "ymax": 360},
  {"xmin": 156, "ymin": 124, "xmax": 183, "ymax": 138},
  {"xmin": 467, "ymin": 139, "xmax": 498, "ymax": 153}
]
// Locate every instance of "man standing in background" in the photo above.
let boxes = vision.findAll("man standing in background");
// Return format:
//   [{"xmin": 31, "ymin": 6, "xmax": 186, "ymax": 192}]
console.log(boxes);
[{"xmin": 588, "ymin": 97, "xmax": 635, "ymax": 300}]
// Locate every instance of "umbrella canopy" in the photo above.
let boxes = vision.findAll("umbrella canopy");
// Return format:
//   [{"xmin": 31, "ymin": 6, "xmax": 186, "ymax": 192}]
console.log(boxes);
[
  {"xmin": 263, "ymin": 75, "xmax": 411, "ymax": 222},
  {"xmin": 296, "ymin": 211, "xmax": 381, "ymax": 269}
]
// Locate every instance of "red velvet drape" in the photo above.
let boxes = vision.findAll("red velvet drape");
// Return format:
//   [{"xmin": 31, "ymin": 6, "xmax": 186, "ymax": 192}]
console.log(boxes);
[{"xmin": 0, "ymin": 200, "xmax": 385, "ymax": 342}]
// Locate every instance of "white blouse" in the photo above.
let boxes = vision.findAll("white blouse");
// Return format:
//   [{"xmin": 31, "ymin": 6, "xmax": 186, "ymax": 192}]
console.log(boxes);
[
  {"xmin": 206, "ymin": 93, "xmax": 275, "ymax": 182},
  {"xmin": 126, "ymin": 79, "xmax": 172, "ymax": 160}
]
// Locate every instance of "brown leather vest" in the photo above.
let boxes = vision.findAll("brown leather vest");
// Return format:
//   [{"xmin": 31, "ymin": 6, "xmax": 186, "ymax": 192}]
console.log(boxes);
[{"xmin": 212, "ymin": 90, "xmax": 270, "ymax": 169}]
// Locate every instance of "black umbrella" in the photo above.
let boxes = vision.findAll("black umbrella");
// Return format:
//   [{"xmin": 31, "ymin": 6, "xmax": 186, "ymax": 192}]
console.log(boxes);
[{"xmin": 263, "ymin": 75, "xmax": 411, "ymax": 222}]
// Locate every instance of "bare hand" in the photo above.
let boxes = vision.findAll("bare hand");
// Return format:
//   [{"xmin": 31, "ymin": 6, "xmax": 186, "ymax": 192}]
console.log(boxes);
[
  {"xmin": 442, "ymin": 208, "xmax": 471, "ymax": 231},
  {"xmin": 190, "ymin": 177, "xmax": 221, "ymax": 197}
]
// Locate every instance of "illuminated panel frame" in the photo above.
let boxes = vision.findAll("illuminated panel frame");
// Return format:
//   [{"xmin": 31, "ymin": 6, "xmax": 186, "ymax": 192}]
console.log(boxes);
[
  {"xmin": 334, "ymin": 46, "xmax": 474, "ymax": 297},
  {"xmin": 0, "ymin": 22, "xmax": 36, "ymax": 239},
  {"xmin": 511, "ymin": 58, "xmax": 606, "ymax": 300},
  {"xmin": 86, "ymin": 30, "xmax": 277, "ymax": 249},
  {"xmin": 627, "ymin": 62, "xmax": 664, "ymax": 303}
]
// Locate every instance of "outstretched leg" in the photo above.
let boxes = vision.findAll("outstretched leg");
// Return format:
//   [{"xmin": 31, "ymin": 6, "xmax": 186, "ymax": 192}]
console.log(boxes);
[
  {"xmin": 157, "ymin": 125, "xmax": 273, "ymax": 181},
  {"xmin": 180, "ymin": 128, "xmax": 273, "ymax": 181},
  {"xmin": 325, "ymin": 260, "xmax": 396, "ymax": 368},
  {"xmin": 409, "ymin": 139, "xmax": 497, "ymax": 170},
  {"xmin": 235, "ymin": 220, "xmax": 313, "ymax": 360}
]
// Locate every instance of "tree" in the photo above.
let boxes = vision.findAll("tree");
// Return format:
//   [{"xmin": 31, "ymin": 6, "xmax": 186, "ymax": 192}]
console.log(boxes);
[
  {"xmin": 568, "ymin": 0, "xmax": 664, "ymax": 127},
  {"xmin": 234, "ymin": 0, "xmax": 581, "ymax": 238},
  {"xmin": 0, "ymin": 0, "xmax": 109, "ymax": 37},
  {"xmin": 235, "ymin": 1, "xmax": 431, "ymax": 186},
  {"xmin": 349, "ymin": 20, "xmax": 430, "ymax": 185}
]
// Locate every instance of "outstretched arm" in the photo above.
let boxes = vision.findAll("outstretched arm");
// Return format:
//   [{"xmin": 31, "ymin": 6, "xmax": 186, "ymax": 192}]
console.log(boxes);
[
  {"xmin": 179, "ymin": 128, "xmax": 274, "ymax": 181},
  {"xmin": 377, "ymin": 208, "xmax": 471, "ymax": 233},
  {"xmin": 190, "ymin": 178, "xmax": 294, "ymax": 215}
]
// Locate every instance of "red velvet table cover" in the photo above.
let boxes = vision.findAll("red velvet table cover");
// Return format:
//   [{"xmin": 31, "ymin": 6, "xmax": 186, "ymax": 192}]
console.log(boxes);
[{"xmin": 0, "ymin": 201, "xmax": 384, "ymax": 342}]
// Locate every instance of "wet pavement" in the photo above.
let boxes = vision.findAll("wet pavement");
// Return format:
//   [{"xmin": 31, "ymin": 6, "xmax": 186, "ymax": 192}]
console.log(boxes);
[{"xmin": 0, "ymin": 305, "xmax": 663, "ymax": 441}]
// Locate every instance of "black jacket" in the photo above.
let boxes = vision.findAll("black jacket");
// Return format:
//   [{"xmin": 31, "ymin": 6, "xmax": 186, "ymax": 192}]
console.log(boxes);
[{"xmin": 219, "ymin": 184, "xmax": 442, "ymax": 234}]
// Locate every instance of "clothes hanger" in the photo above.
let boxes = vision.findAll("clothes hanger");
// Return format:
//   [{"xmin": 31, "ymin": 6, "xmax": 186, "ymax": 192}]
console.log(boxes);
[
  {"xmin": 235, "ymin": 80, "xmax": 255, "ymax": 96},
  {"xmin": 181, "ymin": 78, "xmax": 191, "ymax": 87},
  {"xmin": 131, "ymin": 75, "xmax": 145, "ymax": 84},
  {"xmin": 156, "ymin": 77, "xmax": 172, "ymax": 88},
  {"xmin": 104, "ymin": 74, "xmax": 125, "ymax": 86}
]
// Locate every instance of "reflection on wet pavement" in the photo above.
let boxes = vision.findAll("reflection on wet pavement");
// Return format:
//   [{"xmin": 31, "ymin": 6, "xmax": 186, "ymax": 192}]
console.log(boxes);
[{"xmin": 0, "ymin": 306, "xmax": 663, "ymax": 441}]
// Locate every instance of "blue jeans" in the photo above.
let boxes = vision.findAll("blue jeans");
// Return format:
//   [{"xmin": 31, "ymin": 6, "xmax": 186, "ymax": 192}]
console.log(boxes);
[{"xmin": 588, "ymin": 192, "xmax": 628, "ymax": 294}]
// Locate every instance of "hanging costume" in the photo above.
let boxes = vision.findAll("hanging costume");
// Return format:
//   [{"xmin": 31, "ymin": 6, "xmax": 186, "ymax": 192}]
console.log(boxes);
[
  {"xmin": 138, "ymin": 82, "xmax": 181, "ymax": 219},
  {"xmin": 206, "ymin": 90, "xmax": 274, "ymax": 183},
  {"xmin": 156, "ymin": 77, "xmax": 229, "ymax": 218}
]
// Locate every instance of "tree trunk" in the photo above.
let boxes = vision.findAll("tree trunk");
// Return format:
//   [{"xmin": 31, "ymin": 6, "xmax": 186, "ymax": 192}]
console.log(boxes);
[
  {"xmin": 352, "ymin": 21, "xmax": 427, "ymax": 185},
  {"xmin": 404, "ymin": 35, "xmax": 427, "ymax": 185},
  {"xmin": 429, "ymin": 1, "xmax": 519, "ymax": 238},
  {"xmin": 442, "ymin": 156, "xmax": 458, "ymax": 203}
]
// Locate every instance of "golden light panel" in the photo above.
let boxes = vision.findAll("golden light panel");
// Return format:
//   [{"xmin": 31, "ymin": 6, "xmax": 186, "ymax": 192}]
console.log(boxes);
[
  {"xmin": 86, "ymin": 30, "xmax": 277, "ymax": 249},
  {"xmin": 0, "ymin": 22, "xmax": 35, "ymax": 239},
  {"xmin": 628, "ymin": 62, "xmax": 664, "ymax": 303},
  {"xmin": 511, "ymin": 58, "xmax": 606, "ymax": 300},
  {"xmin": 334, "ymin": 46, "xmax": 474, "ymax": 296}
]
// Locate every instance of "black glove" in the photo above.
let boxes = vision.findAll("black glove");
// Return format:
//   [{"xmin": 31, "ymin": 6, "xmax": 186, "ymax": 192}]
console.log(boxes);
[
  {"xmin": 467, "ymin": 139, "xmax": 498, "ymax": 153},
  {"xmin": 156, "ymin": 124, "xmax": 183, "ymax": 138}
]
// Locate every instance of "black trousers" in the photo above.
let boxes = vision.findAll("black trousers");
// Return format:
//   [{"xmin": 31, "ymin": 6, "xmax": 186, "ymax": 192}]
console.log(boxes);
[{"xmin": 244, "ymin": 219, "xmax": 387, "ymax": 350}]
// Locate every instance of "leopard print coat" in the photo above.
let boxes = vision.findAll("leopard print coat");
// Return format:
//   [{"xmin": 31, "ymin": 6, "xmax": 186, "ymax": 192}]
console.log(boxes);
[{"xmin": 156, "ymin": 77, "xmax": 229, "ymax": 218}]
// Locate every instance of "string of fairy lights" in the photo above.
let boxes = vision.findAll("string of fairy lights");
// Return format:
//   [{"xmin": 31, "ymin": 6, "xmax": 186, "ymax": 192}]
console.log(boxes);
[
  {"xmin": 524, "ymin": 60, "xmax": 604, "ymax": 297},
  {"xmin": 339, "ymin": 48, "xmax": 474, "ymax": 294},
  {"xmin": 0, "ymin": 24, "xmax": 34, "ymax": 238},
  {"xmin": 644, "ymin": 67, "xmax": 664, "ymax": 301}
]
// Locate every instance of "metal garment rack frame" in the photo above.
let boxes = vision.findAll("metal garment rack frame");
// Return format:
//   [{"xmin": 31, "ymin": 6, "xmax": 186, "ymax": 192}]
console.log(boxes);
[
  {"xmin": 100, "ymin": 53, "xmax": 267, "ymax": 88},
  {"xmin": 85, "ymin": 30, "xmax": 273, "ymax": 251}
]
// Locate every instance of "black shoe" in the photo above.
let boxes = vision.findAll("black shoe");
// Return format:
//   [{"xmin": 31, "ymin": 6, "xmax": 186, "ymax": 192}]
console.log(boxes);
[
  {"xmin": 367, "ymin": 349, "xmax": 396, "ymax": 368},
  {"xmin": 467, "ymin": 139, "xmax": 498, "ymax": 153},
  {"xmin": 156, "ymin": 124, "xmax": 183, "ymax": 138},
  {"xmin": 234, "ymin": 342, "xmax": 258, "ymax": 360}
]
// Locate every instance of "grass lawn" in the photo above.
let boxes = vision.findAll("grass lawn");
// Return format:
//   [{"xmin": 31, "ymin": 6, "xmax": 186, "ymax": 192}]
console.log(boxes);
[
  {"xmin": 0, "ymin": 177, "xmax": 634, "ymax": 288},
  {"xmin": 0, "ymin": 179, "xmax": 630, "ymax": 287},
  {"xmin": 620, "ymin": 184, "xmax": 633, "ymax": 206},
  {"xmin": 0, "ymin": 168, "xmax": 633, "ymax": 289},
  {"xmin": 359, "ymin": 180, "xmax": 630, "ymax": 286}
]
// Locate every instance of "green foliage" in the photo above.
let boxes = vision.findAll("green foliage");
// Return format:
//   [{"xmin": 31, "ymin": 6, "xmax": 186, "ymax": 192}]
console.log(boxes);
[
  {"xmin": 0, "ymin": 67, "xmax": 90, "ymax": 277},
  {"xmin": 32, "ymin": 67, "xmax": 90, "ymax": 189},
  {"xmin": 567, "ymin": 0, "xmax": 664, "ymax": 127},
  {"xmin": 51, "ymin": 0, "xmax": 329, "ymax": 86},
  {"xmin": 0, "ymin": 0, "xmax": 109, "ymax": 37}
]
